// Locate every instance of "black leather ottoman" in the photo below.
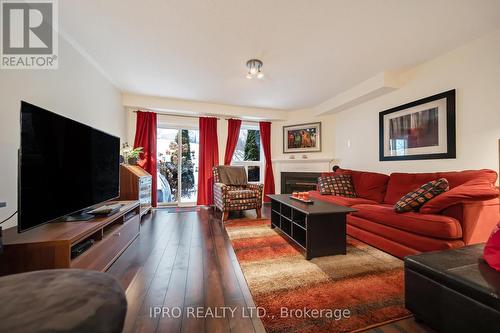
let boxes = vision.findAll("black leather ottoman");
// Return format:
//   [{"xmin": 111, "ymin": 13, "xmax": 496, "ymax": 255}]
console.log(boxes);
[
  {"xmin": 405, "ymin": 244, "xmax": 500, "ymax": 333},
  {"xmin": 0, "ymin": 269, "xmax": 127, "ymax": 333}
]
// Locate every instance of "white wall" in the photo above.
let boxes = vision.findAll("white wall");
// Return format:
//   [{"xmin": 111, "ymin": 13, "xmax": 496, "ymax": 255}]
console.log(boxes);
[
  {"xmin": 0, "ymin": 36, "xmax": 126, "ymax": 229},
  {"xmin": 332, "ymin": 30, "xmax": 500, "ymax": 175},
  {"xmin": 123, "ymin": 93, "xmax": 288, "ymax": 121}
]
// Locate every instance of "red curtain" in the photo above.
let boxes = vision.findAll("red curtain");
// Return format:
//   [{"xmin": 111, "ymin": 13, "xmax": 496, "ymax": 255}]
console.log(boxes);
[
  {"xmin": 133, "ymin": 111, "xmax": 158, "ymax": 207},
  {"xmin": 197, "ymin": 117, "xmax": 219, "ymax": 205},
  {"xmin": 224, "ymin": 119, "xmax": 242, "ymax": 165},
  {"xmin": 259, "ymin": 122, "xmax": 275, "ymax": 202}
]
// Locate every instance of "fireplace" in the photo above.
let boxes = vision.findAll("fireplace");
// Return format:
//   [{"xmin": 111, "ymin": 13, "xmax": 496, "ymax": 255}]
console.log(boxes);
[{"xmin": 280, "ymin": 172, "xmax": 321, "ymax": 194}]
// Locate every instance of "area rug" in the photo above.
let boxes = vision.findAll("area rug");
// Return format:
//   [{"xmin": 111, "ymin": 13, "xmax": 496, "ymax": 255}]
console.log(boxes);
[{"xmin": 225, "ymin": 219, "xmax": 411, "ymax": 333}]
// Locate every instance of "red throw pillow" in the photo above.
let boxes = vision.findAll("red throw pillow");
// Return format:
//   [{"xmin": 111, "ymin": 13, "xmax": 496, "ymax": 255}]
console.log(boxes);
[
  {"xmin": 484, "ymin": 222, "xmax": 500, "ymax": 271},
  {"xmin": 318, "ymin": 175, "xmax": 357, "ymax": 198},
  {"xmin": 420, "ymin": 179, "xmax": 499, "ymax": 214},
  {"xmin": 394, "ymin": 178, "xmax": 449, "ymax": 213}
]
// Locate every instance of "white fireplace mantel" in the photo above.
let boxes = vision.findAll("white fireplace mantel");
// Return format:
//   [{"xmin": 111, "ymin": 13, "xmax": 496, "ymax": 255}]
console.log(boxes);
[{"xmin": 272, "ymin": 157, "xmax": 336, "ymax": 193}]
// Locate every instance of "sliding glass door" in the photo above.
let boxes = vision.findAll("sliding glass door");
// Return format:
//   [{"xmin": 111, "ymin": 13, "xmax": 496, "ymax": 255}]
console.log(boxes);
[{"xmin": 157, "ymin": 127, "xmax": 199, "ymax": 206}]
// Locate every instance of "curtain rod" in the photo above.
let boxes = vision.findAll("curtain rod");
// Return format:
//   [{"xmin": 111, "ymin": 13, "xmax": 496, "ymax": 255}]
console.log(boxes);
[
  {"xmin": 133, "ymin": 110, "xmax": 263, "ymax": 123},
  {"xmin": 133, "ymin": 110, "xmax": 219, "ymax": 120}
]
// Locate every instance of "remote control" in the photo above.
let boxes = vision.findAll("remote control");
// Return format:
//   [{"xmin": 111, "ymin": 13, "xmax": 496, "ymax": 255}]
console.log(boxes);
[{"xmin": 88, "ymin": 203, "xmax": 123, "ymax": 215}]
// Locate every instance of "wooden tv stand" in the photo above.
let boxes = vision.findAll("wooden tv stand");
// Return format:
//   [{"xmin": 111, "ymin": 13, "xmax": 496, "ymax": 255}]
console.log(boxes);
[{"xmin": 0, "ymin": 201, "xmax": 140, "ymax": 276}]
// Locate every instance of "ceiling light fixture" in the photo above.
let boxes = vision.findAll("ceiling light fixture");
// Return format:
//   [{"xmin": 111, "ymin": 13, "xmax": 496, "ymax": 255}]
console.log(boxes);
[{"xmin": 246, "ymin": 59, "xmax": 264, "ymax": 79}]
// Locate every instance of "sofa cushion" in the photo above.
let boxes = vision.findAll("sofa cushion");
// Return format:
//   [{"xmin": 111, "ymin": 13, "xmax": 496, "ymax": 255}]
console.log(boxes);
[
  {"xmin": 323, "ymin": 169, "xmax": 389, "ymax": 203},
  {"xmin": 394, "ymin": 178, "xmax": 449, "ymax": 213},
  {"xmin": 309, "ymin": 190, "xmax": 377, "ymax": 206},
  {"xmin": 383, "ymin": 169, "xmax": 497, "ymax": 204},
  {"xmin": 351, "ymin": 204, "xmax": 462, "ymax": 239},
  {"xmin": 420, "ymin": 179, "xmax": 499, "ymax": 214},
  {"xmin": 384, "ymin": 173, "xmax": 439, "ymax": 204},
  {"xmin": 350, "ymin": 170, "xmax": 390, "ymax": 203},
  {"xmin": 317, "ymin": 174, "xmax": 357, "ymax": 197}
]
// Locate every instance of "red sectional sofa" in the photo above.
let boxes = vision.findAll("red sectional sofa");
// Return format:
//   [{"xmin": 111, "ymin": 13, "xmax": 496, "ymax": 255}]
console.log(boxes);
[{"xmin": 310, "ymin": 168, "xmax": 499, "ymax": 258}]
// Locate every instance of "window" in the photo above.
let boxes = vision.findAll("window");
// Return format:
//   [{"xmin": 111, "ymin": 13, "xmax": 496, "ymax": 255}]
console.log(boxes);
[
  {"xmin": 232, "ymin": 124, "xmax": 264, "ymax": 183},
  {"xmin": 390, "ymin": 138, "xmax": 408, "ymax": 156}
]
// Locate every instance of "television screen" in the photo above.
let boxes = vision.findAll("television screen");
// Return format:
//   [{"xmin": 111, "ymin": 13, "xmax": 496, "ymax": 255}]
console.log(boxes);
[{"xmin": 18, "ymin": 101, "xmax": 120, "ymax": 232}]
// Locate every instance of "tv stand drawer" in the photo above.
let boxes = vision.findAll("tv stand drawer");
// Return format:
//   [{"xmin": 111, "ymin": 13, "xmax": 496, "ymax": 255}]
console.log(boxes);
[{"xmin": 71, "ymin": 215, "xmax": 140, "ymax": 271}]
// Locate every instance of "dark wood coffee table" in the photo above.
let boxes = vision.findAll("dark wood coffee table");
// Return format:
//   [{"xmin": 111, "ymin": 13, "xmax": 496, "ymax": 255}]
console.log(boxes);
[{"xmin": 267, "ymin": 194, "xmax": 356, "ymax": 260}]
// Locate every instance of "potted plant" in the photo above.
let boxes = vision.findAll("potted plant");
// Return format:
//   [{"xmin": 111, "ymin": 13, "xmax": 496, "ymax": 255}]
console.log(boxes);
[{"xmin": 120, "ymin": 143, "xmax": 143, "ymax": 165}]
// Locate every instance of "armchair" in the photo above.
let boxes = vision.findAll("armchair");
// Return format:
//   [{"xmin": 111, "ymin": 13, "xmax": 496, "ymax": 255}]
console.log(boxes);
[{"xmin": 213, "ymin": 166, "xmax": 263, "ymax": 221}]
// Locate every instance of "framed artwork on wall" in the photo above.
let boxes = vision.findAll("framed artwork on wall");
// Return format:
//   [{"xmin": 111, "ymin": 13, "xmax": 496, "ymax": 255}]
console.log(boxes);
[
  {"xmin": 379, "ymin": 90, "xmax": 456, "ymax": 161},
  {"xmin": 283, "ymin": 122, "xmax": 321, "ymax": 153}
]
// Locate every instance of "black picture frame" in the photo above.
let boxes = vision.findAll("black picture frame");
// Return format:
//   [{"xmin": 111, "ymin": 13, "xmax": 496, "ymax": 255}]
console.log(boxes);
[
  {"xmin": 379, "ymin": 90, "xmax": 456, "ymax": 161},
  {"xmin": 283, "ymin": 122, "xmax": 322, "ymax": 154}
]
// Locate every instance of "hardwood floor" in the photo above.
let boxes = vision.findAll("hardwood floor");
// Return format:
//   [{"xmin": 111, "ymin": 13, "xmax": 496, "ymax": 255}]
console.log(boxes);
[
  {"xmin": 364, "ymin": 318, "xmax": 435, "ymax": 333},
  {"xmin": 107, "ymin": 207, "xmax": 266, "ymax": 333},
  {"xmin": 107, "ymin": 206, "xmax": 433, "ymax": 333}
]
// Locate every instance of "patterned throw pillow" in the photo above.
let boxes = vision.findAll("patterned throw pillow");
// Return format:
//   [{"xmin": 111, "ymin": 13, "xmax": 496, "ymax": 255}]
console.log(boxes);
[
  {"xmin": 394, "ymin": 178, "xmax": 450, "ymax": 213},
  {"xmin": 318, "ymin": 175, "xmax": 357, "ymax": 198}
]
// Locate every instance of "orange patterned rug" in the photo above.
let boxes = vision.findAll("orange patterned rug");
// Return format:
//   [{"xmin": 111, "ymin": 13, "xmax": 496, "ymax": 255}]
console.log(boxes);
[{"xmin": 225, "ymin": 219, "xmax": 411, "ymax": 333}]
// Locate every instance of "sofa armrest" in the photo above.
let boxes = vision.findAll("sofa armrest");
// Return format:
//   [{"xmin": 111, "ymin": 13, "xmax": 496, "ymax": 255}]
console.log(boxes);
[
  {"xmin": 441, "ymin": 199, "xmax": 500, "ymax": 245},
  {"xmin": 213, "ymin": 182, "xmax": 229, "ymax": 193},
  {"xmin": 213, "ymin": 182, "xmax": 228, "ymax": 209},
  {"xmin": 420, "ymin": 179, "xmax": 499, "ymax": 214}
]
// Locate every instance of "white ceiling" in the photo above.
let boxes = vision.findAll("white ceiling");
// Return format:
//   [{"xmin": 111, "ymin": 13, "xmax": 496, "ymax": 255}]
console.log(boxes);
[{"xmin": 60, "ymin": 0, "xmax": 500, "ymax": 110}]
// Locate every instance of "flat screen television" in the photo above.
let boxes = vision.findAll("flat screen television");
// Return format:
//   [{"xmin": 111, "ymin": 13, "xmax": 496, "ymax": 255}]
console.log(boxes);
[{"xmin": 18, "ymin": 101, "xmax": 120, "ymax": 232}]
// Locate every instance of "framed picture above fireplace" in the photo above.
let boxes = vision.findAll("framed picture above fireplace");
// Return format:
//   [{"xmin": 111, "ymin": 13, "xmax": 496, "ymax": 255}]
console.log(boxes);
[
  {"xmin": 283, "ymin": 122, "xmax": 321, "ymax": 153},
  {"xmin": 379, "ymin": 90, "xmax": 456, "ymax": 161}
]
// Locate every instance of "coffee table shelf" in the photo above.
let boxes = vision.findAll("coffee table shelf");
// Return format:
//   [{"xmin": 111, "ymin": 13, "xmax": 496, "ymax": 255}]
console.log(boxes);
[{"xmin": 268, "ymin": 194, "xmax": 356, "ymax": 260}]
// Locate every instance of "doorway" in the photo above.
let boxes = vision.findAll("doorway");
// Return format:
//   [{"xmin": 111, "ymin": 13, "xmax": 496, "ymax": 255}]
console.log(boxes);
[{"xmin": 157, "ymin": 127, "xmax": 199, "ymax": 206}]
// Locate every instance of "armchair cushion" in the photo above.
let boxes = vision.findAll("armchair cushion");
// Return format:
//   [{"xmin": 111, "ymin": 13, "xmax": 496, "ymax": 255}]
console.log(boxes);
[
  {"xmin": 227, "ymin": 189, "xmax": 257, "ymax": 200},
  {"xmin": 213, "ymin": 181, "xmax": 263, "ymax": 212}
]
